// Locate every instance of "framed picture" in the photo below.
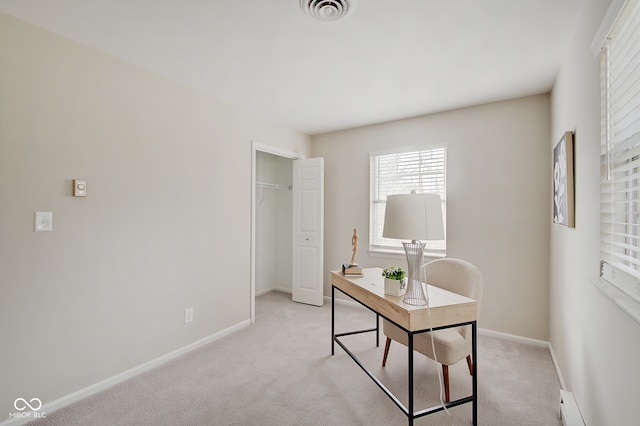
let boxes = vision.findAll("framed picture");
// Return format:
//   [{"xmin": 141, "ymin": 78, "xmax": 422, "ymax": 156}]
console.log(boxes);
[{"xmin": 553, "ymin": 131, "xmax": 574, "ymax": 227}]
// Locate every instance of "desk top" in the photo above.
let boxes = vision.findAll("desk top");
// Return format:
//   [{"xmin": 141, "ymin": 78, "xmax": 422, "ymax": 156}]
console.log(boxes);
[{"xmin": 331, "ymin": 267, "xmax": 477, "ymax": 332}]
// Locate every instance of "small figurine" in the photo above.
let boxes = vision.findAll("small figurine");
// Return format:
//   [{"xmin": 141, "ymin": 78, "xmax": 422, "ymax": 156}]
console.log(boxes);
[
  {"xmin": 342, "ymin": 228, "xmax": 363, "ymax": 276},
  {"xmin": 350, "ymin": 228, "xmax": 359, "ymax": 266}
]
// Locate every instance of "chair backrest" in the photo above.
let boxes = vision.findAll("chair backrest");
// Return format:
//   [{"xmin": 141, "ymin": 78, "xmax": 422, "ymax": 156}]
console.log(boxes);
[{"xmin": 422, "ymin": 258, "xmax": 483, "ymax": 313}]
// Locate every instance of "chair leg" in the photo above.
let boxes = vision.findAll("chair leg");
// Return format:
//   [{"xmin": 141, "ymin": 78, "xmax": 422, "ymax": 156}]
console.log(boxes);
[
  {"xmin": 382, "ymin": 337, "xmax": 391, "ymax": 366},
  {"xmin": 442, "ymin": 364, "xmax": 450, "ymax": 403},
  {"xmin": 466, "ymin": 354, "xmax": 473, "ymax": 375}
]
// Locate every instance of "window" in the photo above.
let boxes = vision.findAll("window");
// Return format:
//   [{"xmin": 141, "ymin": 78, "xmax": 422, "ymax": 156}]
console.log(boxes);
[
  {"xmin": 369, "ymin": 146, "xmax": 446, "ymax": 256},
  {"xmin": 599, "ymin": 0, "xmax": 640, "ymax": 303}
]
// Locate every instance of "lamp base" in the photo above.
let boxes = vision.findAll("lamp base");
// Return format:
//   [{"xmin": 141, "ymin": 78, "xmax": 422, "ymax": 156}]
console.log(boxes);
[{"xmin": 402, "ymin": 241, "xmax": 428, "ymax": 306}]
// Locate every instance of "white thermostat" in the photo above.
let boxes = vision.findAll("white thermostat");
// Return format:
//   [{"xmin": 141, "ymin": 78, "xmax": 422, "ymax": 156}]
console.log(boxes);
[{"xmin": 74, "ymin": 179, "xmax": 87, "ymax": 197}]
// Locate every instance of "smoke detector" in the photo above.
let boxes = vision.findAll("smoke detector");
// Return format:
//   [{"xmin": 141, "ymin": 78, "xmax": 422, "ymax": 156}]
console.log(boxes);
[{"xmin": 300, "ymin": 0, "xmax": 353, "ymax": 22}]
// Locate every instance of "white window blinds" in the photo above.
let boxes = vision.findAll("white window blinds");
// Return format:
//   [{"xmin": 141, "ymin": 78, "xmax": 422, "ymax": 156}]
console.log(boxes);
[
  {"xmin": 600, "ymin": 0, "xmax": 640, "ymax": 302},
  {"xmin": 370, "ymin": 147, "xmax": 446, "ymax": 255}
]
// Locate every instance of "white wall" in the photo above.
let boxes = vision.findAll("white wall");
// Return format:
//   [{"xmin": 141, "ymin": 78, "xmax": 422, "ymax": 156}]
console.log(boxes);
[
  {"xmin": 311, "ymin": 94, "xmax": 551, "ymax": 340},
  {"xmin": 0, "ymin": 14, "xmax": 310, "ymax": 417},
  {"xmin": 550, "ymin": 0, "xmax": 640, "ymax": 424}
]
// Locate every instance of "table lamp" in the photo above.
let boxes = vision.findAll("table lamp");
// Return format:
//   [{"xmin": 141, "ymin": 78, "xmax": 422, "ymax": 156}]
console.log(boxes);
[{"xmin": 382, "ymin": 192, "xmax": 445, "ymax": 305}]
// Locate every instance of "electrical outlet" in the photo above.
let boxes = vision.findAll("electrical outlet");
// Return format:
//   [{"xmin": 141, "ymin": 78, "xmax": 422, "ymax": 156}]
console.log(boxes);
[{"xmin": 184, "ymin": 307, "xmax": 194, "ymax": 324}]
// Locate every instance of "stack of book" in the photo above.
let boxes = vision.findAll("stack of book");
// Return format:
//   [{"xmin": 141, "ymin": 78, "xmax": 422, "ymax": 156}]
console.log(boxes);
[{"xmin": 342, "ymin": 263, "xmax": 363, "ymax": 276}]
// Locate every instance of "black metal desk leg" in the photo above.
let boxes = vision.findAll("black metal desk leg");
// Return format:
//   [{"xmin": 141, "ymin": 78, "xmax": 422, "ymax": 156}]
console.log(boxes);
[
  {"xmin": 376, "ymin": 314, "xmax": 380, "ymax": 347},
  {"xmin": 408, "ymin": 332, "xmax": 414, "ymax": 425},
  {"xmin": 331, "ymin": 286, "xmax": 335, "ymax": 356},
  {"xmin": 472, "ymin": 321, "xmax": 477, "ymax": 425}
]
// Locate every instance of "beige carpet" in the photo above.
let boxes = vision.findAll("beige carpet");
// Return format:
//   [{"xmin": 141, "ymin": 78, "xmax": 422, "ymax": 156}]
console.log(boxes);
[{"xmin": 30, "ymin": 291, "xmax": 561, "ymax": 425}]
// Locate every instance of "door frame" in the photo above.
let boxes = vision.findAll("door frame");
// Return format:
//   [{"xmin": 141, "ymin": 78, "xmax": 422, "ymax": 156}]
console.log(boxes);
[{"xmin": 250, "ymin": 141, "xmax": 305, "ymax": 323}]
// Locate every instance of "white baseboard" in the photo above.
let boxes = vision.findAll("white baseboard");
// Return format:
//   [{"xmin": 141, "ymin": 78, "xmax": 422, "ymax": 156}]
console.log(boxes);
[
  {"xmin": 1, "ymin": 319, "xmax": 251, "ymax": 426},
  {"xmin": 477, "ymin": 328, "xmax": 550, "ymax": 348},
  {"xmin": 256, "ymin": 287, "xmax": 292, "ymax": 297},
  {"xmin": 478, "ymin": 328, "xmax": 571, "ymax": 405},
  {"xmin": 548, "ymin": 342, "xmax": 568, "ymax": 390}
]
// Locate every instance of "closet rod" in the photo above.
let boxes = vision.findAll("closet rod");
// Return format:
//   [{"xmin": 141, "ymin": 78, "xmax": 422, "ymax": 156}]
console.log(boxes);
[{"xmin": 255, "ymin": 181, "xmax": 291, "ymax": 190}]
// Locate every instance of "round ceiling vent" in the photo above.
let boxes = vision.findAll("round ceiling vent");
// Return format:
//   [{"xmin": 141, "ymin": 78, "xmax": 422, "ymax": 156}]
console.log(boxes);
[{"xmin": 300, "ymin": 0, "xmax": 353, "ymax": 22}]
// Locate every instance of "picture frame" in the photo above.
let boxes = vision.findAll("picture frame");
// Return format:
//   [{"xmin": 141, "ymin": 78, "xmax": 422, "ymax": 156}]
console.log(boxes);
[{"xmin": 553, "ymin": 131, "xmax": 574, "ymax": 227}]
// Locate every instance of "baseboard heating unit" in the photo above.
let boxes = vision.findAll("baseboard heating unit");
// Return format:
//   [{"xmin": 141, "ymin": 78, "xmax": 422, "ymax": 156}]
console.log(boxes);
[{"xmin": 560, "ymin": 390, "xmax": 585, "ymax": 426}]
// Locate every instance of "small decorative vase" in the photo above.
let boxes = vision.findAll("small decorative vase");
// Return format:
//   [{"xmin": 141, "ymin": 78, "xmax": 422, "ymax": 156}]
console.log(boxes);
[{"xmin": 384, "ymin": 277, "xmax": 407, "ymax": 296}]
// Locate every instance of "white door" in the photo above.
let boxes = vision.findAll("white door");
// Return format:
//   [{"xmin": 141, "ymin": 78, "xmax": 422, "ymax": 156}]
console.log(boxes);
[{"xmin": 292, "ymin": 157, "xmax": 324, "ymax": 306}]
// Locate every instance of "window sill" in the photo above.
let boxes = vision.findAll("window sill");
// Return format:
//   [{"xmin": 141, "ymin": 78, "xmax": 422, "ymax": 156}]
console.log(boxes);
[
  {"xmin": 368, "ymin": 249, "xmax": 446, "ymax": 261},
  {"xmin": 592, "ymin": 277, "xmax": 640, "ymax": 325}
]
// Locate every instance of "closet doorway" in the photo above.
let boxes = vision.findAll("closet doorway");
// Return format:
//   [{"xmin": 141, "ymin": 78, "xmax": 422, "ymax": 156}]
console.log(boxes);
[
  {"xmin": 250, "ymin": 143, "xmax": 296, "ymax": 323},
  {"xmin": 250, "ymin": 143, "xmax": 325, "ymax": 322}
]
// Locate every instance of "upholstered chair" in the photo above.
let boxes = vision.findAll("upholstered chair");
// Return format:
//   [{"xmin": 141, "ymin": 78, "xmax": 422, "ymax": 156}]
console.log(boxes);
[{"xmin": 381, "ymin": 258, "xmax": 483, "ymax": 402}]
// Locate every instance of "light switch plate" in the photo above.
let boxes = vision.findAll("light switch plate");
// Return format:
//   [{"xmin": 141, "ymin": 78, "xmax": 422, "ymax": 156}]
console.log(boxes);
[
  {"xmin": 73, "ymin": 179, "xmax": 87, "ymax": 197},
  {"xmin": 184, "ymin": 307, "xmax": 194, "ymax": 324},
  {"xmin": 34, "ymin": 212, "xmax": 53, "ymax": 232}
]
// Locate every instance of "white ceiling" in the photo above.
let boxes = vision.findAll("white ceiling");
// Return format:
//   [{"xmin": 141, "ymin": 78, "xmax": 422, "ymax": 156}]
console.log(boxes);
[{"xmin": 0, "ymin": 0, "xmax": 584, "ymax": 135}]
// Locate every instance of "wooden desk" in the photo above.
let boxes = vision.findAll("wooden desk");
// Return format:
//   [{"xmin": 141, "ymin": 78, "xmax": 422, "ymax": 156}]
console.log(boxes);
[{"xmin": 331, "ymin": 267, "xmax": 478, "ymax": 425}]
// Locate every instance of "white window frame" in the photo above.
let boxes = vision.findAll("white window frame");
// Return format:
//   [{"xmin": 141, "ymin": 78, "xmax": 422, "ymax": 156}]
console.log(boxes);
[
  {"xmin": 369, "ymin": 145, "xmax": 447, "ymax": 258},
  {"xmin": 597, "ymin": 0, "xmax": 640, "ymax": 315}
]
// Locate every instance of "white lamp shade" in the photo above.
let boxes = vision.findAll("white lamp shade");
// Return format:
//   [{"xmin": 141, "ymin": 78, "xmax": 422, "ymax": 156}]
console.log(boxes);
[{"xmin": 382, "ymin": 193, "xmax": 445, "ymax": 241}]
